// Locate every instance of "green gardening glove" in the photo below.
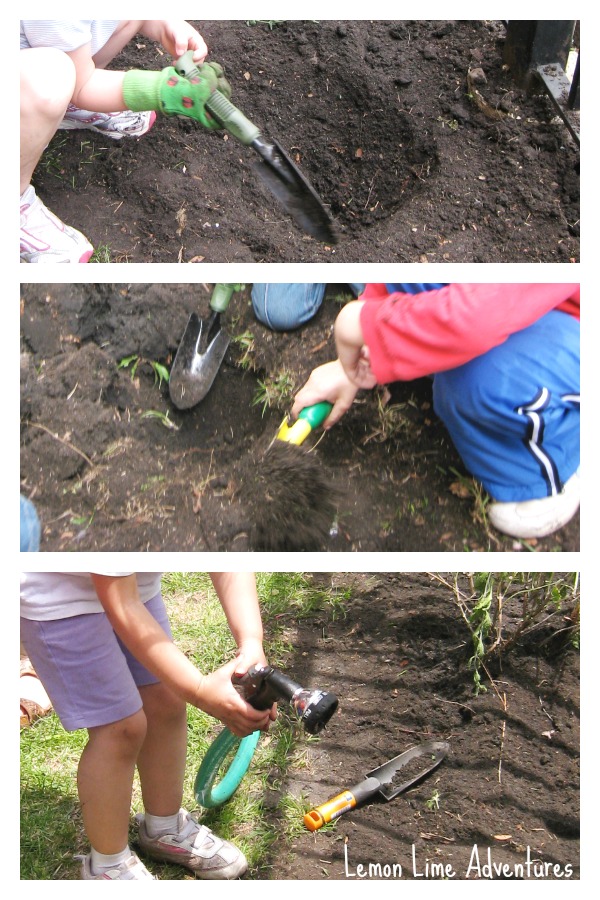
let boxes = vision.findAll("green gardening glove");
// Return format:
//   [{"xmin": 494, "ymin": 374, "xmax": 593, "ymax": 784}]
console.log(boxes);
[{"xmin": 122, "ymin": 62, "xmax": 231, "ymax": 130}]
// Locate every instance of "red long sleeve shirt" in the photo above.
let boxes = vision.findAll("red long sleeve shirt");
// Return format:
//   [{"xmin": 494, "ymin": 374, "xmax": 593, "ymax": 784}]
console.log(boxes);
[{"xmin": 359, "ymin": 283, "xmax": 580, "ymax": 384}]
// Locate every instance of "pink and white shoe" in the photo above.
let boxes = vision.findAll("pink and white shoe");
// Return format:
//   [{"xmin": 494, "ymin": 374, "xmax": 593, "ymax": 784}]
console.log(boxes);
[
  {"xmin": 59, "ymin": 106, "xmax": 156, "ymax": 139},
  {"xmin": 79, "ymin": 852, "xmax": 155, "ymax": 880},
  {"xmin": 20, "ymin": 185, "xmax": 93, "ymax": 264},
  {"xmin": 136, "ymin": 809, "xmax": 248, "ymax": 879}
]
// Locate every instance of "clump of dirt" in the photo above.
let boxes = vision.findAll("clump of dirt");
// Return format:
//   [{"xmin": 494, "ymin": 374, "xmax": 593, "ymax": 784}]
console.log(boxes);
[
  {"xmin": 28, "ymin": 20, "xmax": 580, "ymax": 263},
  {"xmin": 242, "ymin": 439, "xmax": 340, "ymax": 551}
]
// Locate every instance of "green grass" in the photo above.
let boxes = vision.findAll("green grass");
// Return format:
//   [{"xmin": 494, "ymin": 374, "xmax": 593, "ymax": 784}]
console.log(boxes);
[
  {"xmin": 252, "ymin": 371, "xmax": 296, "ymax": 416},
  {"xmin": 20, "ymin": 573, "xmax": 348, "ymax": 880},
  {"xmin": 89, "ymin": 244, "xmax": 112, "ymax": 263},
  {"xmin": 39, "ymin": 136, "xmax": 70, "ymax": 180}
]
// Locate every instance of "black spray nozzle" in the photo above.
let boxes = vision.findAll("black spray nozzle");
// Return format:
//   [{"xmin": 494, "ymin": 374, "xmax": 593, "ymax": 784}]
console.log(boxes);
[{"xmin": 233, "ymin": 664, "xmax": 338, "ymax": 734}]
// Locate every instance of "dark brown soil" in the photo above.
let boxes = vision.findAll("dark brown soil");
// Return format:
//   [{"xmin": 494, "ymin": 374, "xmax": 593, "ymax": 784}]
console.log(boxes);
[
  {"xmin": 29, "ymin": 20, "xmax": 580, "ymax": 263},
  {"xmin": 255, "ymin": 573, "xmax": 580, "ymax": 881},
  {"xmin": 20, "ymin": 283, "xmax": 579, "ymax": 552}
]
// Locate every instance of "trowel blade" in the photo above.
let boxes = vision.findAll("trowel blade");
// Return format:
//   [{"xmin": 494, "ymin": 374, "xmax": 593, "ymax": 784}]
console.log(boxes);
[
  {"xmin": 252, "ymin": 138, "xmax": 338, "ymax": 243},
  {"xmin": 367, "ymin": 740, "xmax": 450, "ymax": 801},
  {"xmin": 169, "ymin": 312, "xmax": 230, "ymax": 410}
]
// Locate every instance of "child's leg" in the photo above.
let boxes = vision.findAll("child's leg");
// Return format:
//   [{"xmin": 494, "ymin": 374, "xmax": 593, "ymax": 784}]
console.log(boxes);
[
  {"xmin": 251, "ymin": 283, "xmax": 326, "ymax": 331},
  {"xmin": 20, "ymin": 47, "xmax": 94, "ymax": 262},
  {"xmin": 136, "ymin": 682, "xmax": 188, "ymax": 816},
  {"xmin": 20, "ymin": 48, "xmax": 76, "ymax": 192},
  {"xmin": 20, "ymin": 609, "xmax": 152, "ymax": 864},
  {"xmin": 78, "ymin": 711, "xmax": 147, "ymax": 854},
  {"xmin": 433, "ymin": 310, "xmax": 580, "ymax": 503}
]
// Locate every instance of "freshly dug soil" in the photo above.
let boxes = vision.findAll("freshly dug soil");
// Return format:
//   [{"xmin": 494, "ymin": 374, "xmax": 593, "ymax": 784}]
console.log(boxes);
[
  {"xmin": 258, "ymin": 573, "xmax": 580, "ymax": 881},
  {"xmin": 245, "ymin": 440, "xmax": 340, "ymax": 552},
  {"xmin": 20, "ymin": 284, "xmax": 580, "ymax": 552},
  {"xmin": 28, "ymin": 20, "xmax": 580, "ymax": 263}
]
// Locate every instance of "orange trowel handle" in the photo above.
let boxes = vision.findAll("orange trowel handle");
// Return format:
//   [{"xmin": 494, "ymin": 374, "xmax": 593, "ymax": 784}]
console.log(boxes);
[{"xmin": 304, "ymin": 776, "xmax": 380, "ymax": 831}]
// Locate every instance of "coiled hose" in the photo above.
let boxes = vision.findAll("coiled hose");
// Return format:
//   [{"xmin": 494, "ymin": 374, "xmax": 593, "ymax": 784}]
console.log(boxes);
[{"xmin": 194, "ymin": 728, "xmax": 261, "ymax": 808}]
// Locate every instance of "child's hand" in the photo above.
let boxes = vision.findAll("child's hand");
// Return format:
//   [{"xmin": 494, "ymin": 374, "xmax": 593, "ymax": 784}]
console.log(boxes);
[
  {"xmin": 142, "ymin": 20, "xmax": 208, "ymax": 63},
  {"xmin": 334, "ymin": 300, "xmax": 378, "ymax": 389},
  {"xmin": 234, "ymin": 639, "xmax": 268, "ymax": 677},
  {"xmin": 234, "ymin": 643, "xmax": 278, "ymax": 724},
  {"xmin": 292, "ymin": 360, "xmax": 359, "ymax": 428},
  {"xmin": 194, "ymin": 657, "xmax": 273, "ymax": 737},
  {"xmin": 344, "ymin": 345, "xmax": 378, "ymax": 390}
]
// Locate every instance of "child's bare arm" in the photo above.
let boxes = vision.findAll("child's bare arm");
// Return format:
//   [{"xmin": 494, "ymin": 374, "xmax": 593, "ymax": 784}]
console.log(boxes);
[
  {"xmin": 208, "ymin": 573, "xmax": 266, "ymax": 673},
  {"xmin": 210, "ymin": 573, "xmax": 276, "ymax": 722},
  {"xmin": 90, "ymin": 574, "xmax": 271, "ymax": 736},
  {"xmin": 67, "ymin": 43, "xmax": 129, "ymax": 112},
  {"xmin": 66, "ymin": 21, "xmax": 208, "ymax": 113}
]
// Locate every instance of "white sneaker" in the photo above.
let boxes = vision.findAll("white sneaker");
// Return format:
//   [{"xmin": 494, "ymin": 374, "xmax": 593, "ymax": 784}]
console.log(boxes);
[
  {"xmin": 136, "ymin": 808, "xmax": 248, "ymax": 879},
  {"xmin": 59, "ymin": 106, "xmax": 156, "ymax": 139},
  {"xmin": 20, "ymin": 185, "xmax": 93, "ymax": 264},
  {"xmin": 488, "ymin": 471, "xmax": 580, "ymax": 539},
  {"xmin": 79, "ymin": 852, "xmax": 156, "ymax": 880}
]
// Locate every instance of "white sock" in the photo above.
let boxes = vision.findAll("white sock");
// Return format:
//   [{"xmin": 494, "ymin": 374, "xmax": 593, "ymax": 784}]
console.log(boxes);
[
  {"xmin": 144, "ymin": 811, "xmax": 181, "ymax": 838},
  {"xmin": 90, "ymin": 845, "xmax": 132, "ymax": 874}
]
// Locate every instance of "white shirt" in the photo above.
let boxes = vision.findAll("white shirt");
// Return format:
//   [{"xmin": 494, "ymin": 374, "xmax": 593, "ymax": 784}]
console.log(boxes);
[
  {"xmin": 20, "ymin": 21, "xmax": 121, "ymax": 55},
  {"xmin": 20, "ymin": 572, "xmax": 162, "ymax": 620}
]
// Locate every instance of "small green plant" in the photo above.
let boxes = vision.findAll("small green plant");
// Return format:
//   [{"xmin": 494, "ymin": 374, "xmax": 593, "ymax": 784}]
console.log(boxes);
[
  {"xmin": 437, "ymin": 572, "xmax": 580, "ymax": 695},
  {"xmin": 119, "ymin": 355, "xmax": 170, "ymax": 387},
  {"xmin": 364, "ymin": 391, "xmax": 412, "ymax": 444},
  {"xmin": 449, "ymin": 467, "xmax": 492, "ymax": 535},
  {"xmin": 39, "ymin": 136, "xmax": 69, "ymax": 179},
  {"xmin": 425, "ymin": 790, "xmax": 441, "ymax": 810},
  {"xmin": 467, "ymin": 574, "xmax": 493, "ymax": 694},
  {"xmin": 436, "ymin": 115, "xmax": 459, "ymax": 131},
  {"xmin": 140, "ymin": 475, "xmax": 166, "ymax": 493},
  {"xmin": 119, "ymin": 354, "xmax": 141, "ymax": 378},
  {"xmin": 231, "ymin": 330, "xmax": 256, "ymax": 370},
  {"xmin": 70, "ymin": 511, "xmax": 95, "ymax": 529},
  {"xmin": 140, "ymin": 409, "xmax": 179, "ymax": 430},
  {"xmin": 78, "ymin": 139, "xmax": 104, "ymax": 165},
  {"xmin": 150, "ymin": 361, "xmax": 170, "ymax": 387}
]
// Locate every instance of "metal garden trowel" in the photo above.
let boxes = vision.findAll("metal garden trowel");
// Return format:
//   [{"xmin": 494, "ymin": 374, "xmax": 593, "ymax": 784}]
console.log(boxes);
[
  {"xmin": 175, "ymin": 52, "xmax": 338, "ymax": 244},
  {"xmin": 303, "ymin": 740, "xmax": 450, "ymax": 831},
  {"xmin": 169, "ymin": 283, "xmax": 243, "ymax": 410}
]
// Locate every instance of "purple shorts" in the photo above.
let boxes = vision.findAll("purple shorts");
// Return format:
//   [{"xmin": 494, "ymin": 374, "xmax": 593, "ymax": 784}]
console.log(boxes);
[{"xmin": 20, "ymin": 592, "xmax": 172, "ymax": 731}]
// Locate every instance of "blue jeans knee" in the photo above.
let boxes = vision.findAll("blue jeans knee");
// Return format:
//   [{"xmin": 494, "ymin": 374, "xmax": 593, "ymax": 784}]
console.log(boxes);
[
  {"xmin": 251, "ymin": 284, "xmax": 326, "ymax": 331},
  {"xmin": 20, "ymin": 495, "xmax": 41, "ymax": 551}
]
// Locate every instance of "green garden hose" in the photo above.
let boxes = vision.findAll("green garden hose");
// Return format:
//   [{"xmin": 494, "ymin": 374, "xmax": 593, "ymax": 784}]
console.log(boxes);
[
  {"xmin": 194, "ymin": 728, "xmax": 261, "ymax": 808},
  {"xmin": 194, "ymin": 664, "xmax": 338, "ymax": 808}
]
